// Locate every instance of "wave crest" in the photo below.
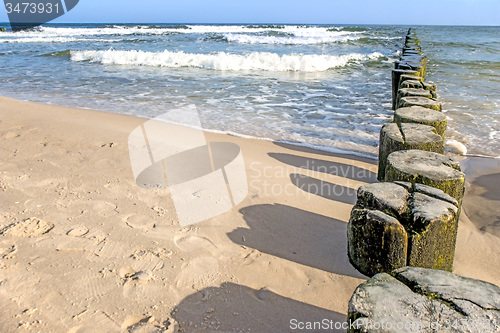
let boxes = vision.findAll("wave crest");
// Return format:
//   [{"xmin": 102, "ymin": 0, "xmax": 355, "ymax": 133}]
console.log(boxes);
[
  {"xmin": 223, "ymin": 32, "xmax": 360, "ymax": 45},
  {"xmin": 70, "ymin": 49, "xmax": 384, "ymax": 72}
]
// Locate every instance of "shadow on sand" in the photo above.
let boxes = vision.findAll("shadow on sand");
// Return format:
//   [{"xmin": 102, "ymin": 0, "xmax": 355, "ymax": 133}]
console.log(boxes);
[
  {"xmin": 269, "ymin": 152, "xmax": 378, "ymax": 183},
  {"xmin": 228, "ymin": 204, "xmax": 366, "ymax": 279},
  {"xmin": 463, "ymin": 172, "xmax": 500, "ymax": 236},
  {"xmin": 290, "ymin": 173, "xmax": 358, "ymax": 205},
  {"xmin": 273, "ymin": 141, "xmax": 378, "ymax": 165},
  {"xmin": 172, "ymin": 282, "xmax": 346, "ymax": 332}
]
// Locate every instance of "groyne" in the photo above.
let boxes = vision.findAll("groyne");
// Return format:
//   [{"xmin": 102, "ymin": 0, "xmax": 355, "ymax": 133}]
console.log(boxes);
[
  {"xmin": 344, "ymin": 29, "xmax": 500, "ymax": 333},
  {"xmin": 347, "ymin": 28, "xmax": 466, "ymax": 277}
]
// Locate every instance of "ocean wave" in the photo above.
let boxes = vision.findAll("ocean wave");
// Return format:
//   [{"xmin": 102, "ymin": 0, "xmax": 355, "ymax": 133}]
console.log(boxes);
[
  {"xmin": 70, "ymin": 49, "xmax": 385, "ymax": 72},
  {"xmin": 0, "ymin": 26, "xmax": 173, "ymax": 37},
  {"xmin": 185, "ymin": 25, "xmax": 351, "ymax": 36},
  {"xmin": 247, "ymin": 25, "xmax": 284, "ymax": 29},
  {"xmin": 351, "ymin": 37, "xmax": 393, "ymax": 46},
  {"xmin": 1, "ymin": 25, "xmax": 361, "ymax": 39},
  {"xmin": 336, "ymin": 27, "xmax": 367, "ymax": 32},
  {"xmin": 223, "ymin": 32, "xmax": 360, "ymax": 45},
  {"xmin": 138, "ymin": 24, "xmax": 190, "ymax": 30}
]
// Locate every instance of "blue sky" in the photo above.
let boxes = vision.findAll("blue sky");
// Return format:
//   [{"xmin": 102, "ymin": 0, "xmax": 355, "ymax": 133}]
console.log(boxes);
[{"xmin": 2, "ymin": 0, "xmax": 500, "ymax": 26}]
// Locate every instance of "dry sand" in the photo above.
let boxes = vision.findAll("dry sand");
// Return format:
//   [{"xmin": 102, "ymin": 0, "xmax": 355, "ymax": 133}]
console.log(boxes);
[{"xmin": 0, "ymin": 96, "xmax": 498, "ymax": 332}]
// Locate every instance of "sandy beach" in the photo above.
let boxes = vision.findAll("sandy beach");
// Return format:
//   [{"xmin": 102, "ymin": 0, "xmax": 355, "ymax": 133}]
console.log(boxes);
[{"xmin": 0, "ymin": 96, "xmax": 499, "ymax": 332}]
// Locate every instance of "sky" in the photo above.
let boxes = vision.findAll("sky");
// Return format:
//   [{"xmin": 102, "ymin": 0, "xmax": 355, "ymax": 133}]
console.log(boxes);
[{"xmin": 1, "ymin": 0, "xmax": 500, "ymax": 26}]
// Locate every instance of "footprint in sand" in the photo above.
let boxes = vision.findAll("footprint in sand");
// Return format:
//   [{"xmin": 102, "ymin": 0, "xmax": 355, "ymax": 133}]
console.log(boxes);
[
  {"xmin": 67, "ymin": 225, "xmax": 89, "ymax": 237},
  {"xmin": 77, "ymin": 273, "xmax": 115, "ymax": 300},
  {"xmin": 128, "ymin": 248, "xmax": 171, "ymax": 273},
  {"xmin": 121, "ymin": 315, "xmax": 177, "ymax": 333},
  {"xmin": 67, "ymin": 200, "xmax": 118, "ymax": 218},
  {"xmin": 123, "ymin": 214, "xmax": 156, "ymax": 231},
  {"xmin": 130, "ymin": 248, "xmax": 173, "ymax": 260},
  {"xmin": 120, "ymin": 267, "xmax": 164, "ymax": 302},
  {"xmin": 57, "ymin": 227, "xmax": 107, "ymax": 253},
  {"xmin": 119, "ymin": 267, "xmax": 154, "ymax": 282},
  {"xmin": 92, "ymin": 201, "xmax": 118, "ymax": 217},
  {"xmin": 4, "ymin": 218, "xmax": 54, "ymax": 237},
  {"xmin": 174, "ymin": 235, "xmax": 218, "ymax": 254},
  {"xmin": 56, "ymin": 237, "xmax": 100, "ymax": 253},
  {"xmin": 175, "ymin": 256, "xmax": 220, "ymax": 290},
  {"xmin": 131, "ymin": 271, "xmax": 155, "ymax": 283},
  {"xmin": 23, "ymin": 199, "xmax": 45, "ymax": 211},
  {"xmin": 33, "ymin": 178, "xmax": 67, "ymax": 191},
  {"xmin": 3, "ymin": 132, "xmax": 20, "ymax": 139}
]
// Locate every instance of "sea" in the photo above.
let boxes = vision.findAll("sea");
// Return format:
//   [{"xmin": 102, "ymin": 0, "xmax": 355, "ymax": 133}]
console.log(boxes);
[{"xmin": 1, "ymin": 23, "xmax": 499, "ymax": 159}]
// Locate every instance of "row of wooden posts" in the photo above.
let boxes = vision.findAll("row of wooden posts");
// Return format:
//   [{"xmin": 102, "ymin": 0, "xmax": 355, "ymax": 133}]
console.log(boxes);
[{"xmin": 346, "ymin": 28, "xmax": 466, "ymax": 277}]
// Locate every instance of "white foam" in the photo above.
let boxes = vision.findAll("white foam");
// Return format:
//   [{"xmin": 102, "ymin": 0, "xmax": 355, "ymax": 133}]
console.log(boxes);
[
  {"xmin": 0, "ymin": 25, "xmax": 360, "ymax": 38},
  {"xmin": 0, "ymin": 24, "xmax": 367, "ymax": 47},
  {"xmin": 70, "ymin": 49, "xmax": 384, "ymax": 72},
  {"xmin": 224, "ymin": 33, "xmax": 360, "ymax": 45},
  {"xmin": 0, "ymin": 26, "xmax": 170, "ymax": 37},
  {"xmin": 187, "ymin": 25, "xmax": 359, "ymax": 37},
  {"xmin": 445, "ymin": 139, "xmax": 468, "ymax": 155}
]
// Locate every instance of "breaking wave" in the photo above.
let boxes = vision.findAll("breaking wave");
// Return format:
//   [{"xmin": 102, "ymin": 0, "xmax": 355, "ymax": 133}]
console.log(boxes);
[{"xmin": 70, "ymin": 49, "xmax": 385, "ymax": 72}]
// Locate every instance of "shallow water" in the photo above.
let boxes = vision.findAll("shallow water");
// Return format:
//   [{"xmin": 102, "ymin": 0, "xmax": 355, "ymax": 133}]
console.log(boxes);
[{"xmin": 1, "ymin": 23, "xmax": 498, "ymax": 158}]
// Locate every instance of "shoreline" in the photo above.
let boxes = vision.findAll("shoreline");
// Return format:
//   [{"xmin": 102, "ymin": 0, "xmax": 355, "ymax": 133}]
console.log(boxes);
[
  {"xmin": 7, "ymin": 95, "xmax": 500, "ymax": 163},
  {"xmin": 0, "ymin": 96, "xmax": 498, "ymax": 331},
  {"xmin": 1, "ymin": 94, "xmax": 382, "ymax": 162}
]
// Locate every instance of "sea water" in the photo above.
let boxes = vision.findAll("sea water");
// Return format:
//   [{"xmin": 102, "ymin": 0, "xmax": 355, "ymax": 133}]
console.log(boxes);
[{"xmin": 0, "ymin": 23, "xmax": 498, "ymax": 158}]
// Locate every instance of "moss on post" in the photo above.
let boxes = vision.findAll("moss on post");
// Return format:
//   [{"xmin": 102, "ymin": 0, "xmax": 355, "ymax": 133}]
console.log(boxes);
[
  {"xmin": 348, "ymin": 267, "xmax": 500, "ymax": 333},
  {"xmin": 347, "ymin": 182, "xmax": 460, "ymax": 277},
  {"xmin": 348, "ymin": 208, "xmax": 408, "ymax": 277},
  {"xmin": 384, "ymin": 150, "xmax": 465, "ymax": 204},
  {"xmin": 378, "ymin": 123, "xmax": 443, "ymax": 181},
  {"xmin": 397, "ymin": 62, "xmax": 426, "ymax": 79},
  {"xmin": 407, "ymin": 191, "xmax": 459, "ymax": 271},
  {"xmin": 399, "ymin": 80, "xmax": 422, "ymax": 89},
  {"xmin": 421, "ymin": 81, "xmax": 437, "ymax": 92}
]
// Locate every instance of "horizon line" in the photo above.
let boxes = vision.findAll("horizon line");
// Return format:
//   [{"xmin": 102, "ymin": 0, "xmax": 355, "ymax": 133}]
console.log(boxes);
[{"xmin": 1, "ymin": 21, "xmax": 499, "ymax": 28}]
